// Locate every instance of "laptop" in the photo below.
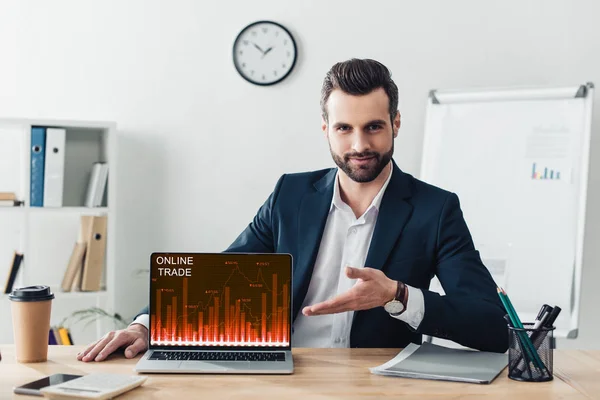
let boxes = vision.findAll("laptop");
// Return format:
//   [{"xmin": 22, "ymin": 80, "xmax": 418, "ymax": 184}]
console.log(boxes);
[{"xmin": 135, "ymin": 252, "xmax": 294, "ymax": 374}]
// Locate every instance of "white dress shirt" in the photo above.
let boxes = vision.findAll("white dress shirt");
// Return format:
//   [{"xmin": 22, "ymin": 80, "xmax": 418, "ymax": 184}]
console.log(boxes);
[
  {"xmin": 291, "ymin": 165, "xmax": 424, "ymax": 347},
  {"xmin": 131, "ymin": 165, "xmax": 425, "ymax": 346}
]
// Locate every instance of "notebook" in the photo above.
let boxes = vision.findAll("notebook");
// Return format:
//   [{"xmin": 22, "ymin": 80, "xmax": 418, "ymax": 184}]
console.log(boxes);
[{"xmin": 370, "ymin": 342, "xmax": 507, "ymax": 384}]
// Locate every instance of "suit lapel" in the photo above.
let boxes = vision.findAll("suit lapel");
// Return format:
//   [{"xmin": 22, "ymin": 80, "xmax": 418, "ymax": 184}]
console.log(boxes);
[
  {"xmin": 293, "ymin": 169, "xmax": 336, "ymax": 320},
  {"xmin": 364, "ymin": 162, "xmax": 414, "ymax": 271}
]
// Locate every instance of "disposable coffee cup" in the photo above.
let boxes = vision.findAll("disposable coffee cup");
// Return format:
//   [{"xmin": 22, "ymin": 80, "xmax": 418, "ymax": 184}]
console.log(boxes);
[{"xmin": 9, "ymin": 285, "xmax": 54, "ymax": 363}]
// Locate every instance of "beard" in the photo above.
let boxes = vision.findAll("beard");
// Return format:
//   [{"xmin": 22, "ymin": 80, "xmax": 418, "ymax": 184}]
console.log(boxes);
[{"xmin": 330, "ymin": 141, "xmax": 394, "ymax": 183}]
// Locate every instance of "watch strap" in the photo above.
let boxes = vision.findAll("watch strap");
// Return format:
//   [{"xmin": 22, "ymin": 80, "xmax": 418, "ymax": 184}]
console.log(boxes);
[{"xmin": 395, "ymin": 281, "xmax": 408, "ymax": 309}]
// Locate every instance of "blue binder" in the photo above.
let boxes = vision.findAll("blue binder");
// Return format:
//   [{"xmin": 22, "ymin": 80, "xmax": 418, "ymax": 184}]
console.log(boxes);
[{"xmin": 30, "ymin": 127, "xmax": 46, "ymax": 207}]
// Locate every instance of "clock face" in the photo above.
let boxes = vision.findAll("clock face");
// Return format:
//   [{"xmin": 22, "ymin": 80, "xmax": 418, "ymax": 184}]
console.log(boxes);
[{"xmin": 233, "ymin": 21, "xmax": 297, "ymax": 86}]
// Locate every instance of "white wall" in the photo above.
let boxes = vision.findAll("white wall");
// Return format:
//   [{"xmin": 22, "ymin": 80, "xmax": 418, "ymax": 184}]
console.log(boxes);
[{"xmin": 1, "ymin": 0, "xmax": 598, "ymax": 349}]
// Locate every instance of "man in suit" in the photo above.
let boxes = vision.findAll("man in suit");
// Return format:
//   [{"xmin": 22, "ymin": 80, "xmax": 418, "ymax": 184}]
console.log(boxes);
[{"xmin": 78, "ymin": 58, "xmax": 508, "ymax": 362}]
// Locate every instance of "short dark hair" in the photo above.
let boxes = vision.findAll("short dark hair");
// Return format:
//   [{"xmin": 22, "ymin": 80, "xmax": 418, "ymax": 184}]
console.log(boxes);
[{"xmin": 320, "ymin": 58, "xmax": 399, "ymax": 123}]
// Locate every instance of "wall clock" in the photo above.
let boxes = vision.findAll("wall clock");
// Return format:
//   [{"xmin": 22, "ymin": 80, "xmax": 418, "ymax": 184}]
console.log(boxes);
[{"xmin": 233, "ymin": 20, "xmax": 298, "ymax": 86}]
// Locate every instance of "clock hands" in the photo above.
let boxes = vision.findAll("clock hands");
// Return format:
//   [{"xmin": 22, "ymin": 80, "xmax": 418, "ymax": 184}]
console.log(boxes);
[
  {"xmin": 259, "ymin": 46, "xmax": 275, "ymax": 60},
  {"xmin": 251, "ymin": 41, "xmax": 275, "ymax": 59},
  {"xmin": 262, "ymin": 46, "xmax": 274, "ymax": 58},
  {"xmin": 252, "ymin": 42, "xmax": 265, "ymax": 54}
]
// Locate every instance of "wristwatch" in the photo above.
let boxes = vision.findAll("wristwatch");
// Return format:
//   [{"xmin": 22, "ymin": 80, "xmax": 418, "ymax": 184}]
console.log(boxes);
[{"xmin": 384, "ymin": 281, "xmax": 408, "ymax": 316}]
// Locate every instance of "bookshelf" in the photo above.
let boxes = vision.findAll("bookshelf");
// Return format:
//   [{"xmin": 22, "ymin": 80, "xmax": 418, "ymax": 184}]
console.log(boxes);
[{"xmin": 0, "ymin": 118, "xmax": 117, "ymax": 346}]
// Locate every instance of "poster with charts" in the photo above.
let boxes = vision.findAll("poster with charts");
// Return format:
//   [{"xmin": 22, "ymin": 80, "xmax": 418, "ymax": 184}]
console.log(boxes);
[{"xmin": 524, "ymin": 122, "xmax": 573, "ymax": 183}]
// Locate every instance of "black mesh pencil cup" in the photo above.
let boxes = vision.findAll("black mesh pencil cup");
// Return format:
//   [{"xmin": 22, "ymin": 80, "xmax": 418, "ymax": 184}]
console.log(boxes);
[{"xmin": 508, "ymin": 323, "xmax": 555, "ymax": 382}]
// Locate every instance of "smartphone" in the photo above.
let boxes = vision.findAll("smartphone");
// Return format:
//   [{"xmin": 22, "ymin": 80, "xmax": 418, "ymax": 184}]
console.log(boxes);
[{"xmin": 14, "ymin": 373, "xmax": 82, "ymax": 396}]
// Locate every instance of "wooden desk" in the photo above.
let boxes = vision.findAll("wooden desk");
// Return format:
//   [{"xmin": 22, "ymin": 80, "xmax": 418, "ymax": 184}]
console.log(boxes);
[{"xmin": 0, "ymin": 346, "xmax": 598, "ymax": 399}]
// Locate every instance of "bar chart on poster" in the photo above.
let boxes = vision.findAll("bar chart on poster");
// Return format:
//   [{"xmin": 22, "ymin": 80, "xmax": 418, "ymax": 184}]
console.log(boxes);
[
  {"xmin": 150, "ymin": 253, "xmax": 291, "ymax": 347},
  {"xmin": 420, "ymin": 84, "xmax": 594, "ymax": 340}
]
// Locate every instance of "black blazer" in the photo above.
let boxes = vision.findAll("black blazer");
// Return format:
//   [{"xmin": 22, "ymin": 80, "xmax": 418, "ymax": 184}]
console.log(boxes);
[{"xmin": 137, "ymin": 161, "xmax": 508, "ymax": 352}]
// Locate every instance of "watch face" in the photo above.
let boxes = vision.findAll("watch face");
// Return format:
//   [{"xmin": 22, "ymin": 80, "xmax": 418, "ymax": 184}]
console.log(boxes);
[
  {"xmin": 385, "ymin": 301, "xmax": 405, "ymax": 315},
  {"xmin": 233, "ymin": 20, "xmax": 297, "ymax": 86}
]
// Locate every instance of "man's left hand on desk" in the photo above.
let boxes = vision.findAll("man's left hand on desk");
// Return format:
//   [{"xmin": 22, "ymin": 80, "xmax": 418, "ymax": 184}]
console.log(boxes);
[{"xmin": 302, "ymin": 266, "xmax": 397, "ymax": 316}]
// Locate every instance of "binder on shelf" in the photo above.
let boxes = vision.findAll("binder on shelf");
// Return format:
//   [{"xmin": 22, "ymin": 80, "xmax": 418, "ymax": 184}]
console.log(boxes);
[
  {"xmin": 60, "ymin": 242, "xmax": 87, "ymax": 292},
  {"xmin": 70, "ymin": 261, "xmax": 83, "ymax": 292},
  {"xmin": 43, "ymin": 128, "xmax": 66, "ymax": 207},
  {"xmin": 80, "ymin": 214, "xmax": 93, "ymax": 241},
  {"xmin": 80, "ymin": 215, "xmax": 107, "ymax": 291},
  {"xmin": 69, "ymin": 216, "xmax": 92, "ymax": 292},
  {"xmin": 84, "ymin": 162, "xmax": 108, "ymax": 207},
  {"xmin": 4, "ymin": 252, "xmax": 24, "ymax": 294},
  {"xmin": 30, "ymin": 127, "xmax": 46, "ymax": 207}
]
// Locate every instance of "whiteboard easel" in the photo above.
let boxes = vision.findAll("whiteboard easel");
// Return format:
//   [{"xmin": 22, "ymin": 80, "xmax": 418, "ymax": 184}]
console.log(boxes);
[{"xmin": 420, "ymin": 83, "xmax": 594, "ymax": 340}]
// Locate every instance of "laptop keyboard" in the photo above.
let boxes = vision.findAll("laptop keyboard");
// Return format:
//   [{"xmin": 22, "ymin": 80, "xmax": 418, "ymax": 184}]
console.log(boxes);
[{"xmin": 149, "ymin": 351, "xmax": 286, "ymax": 362}]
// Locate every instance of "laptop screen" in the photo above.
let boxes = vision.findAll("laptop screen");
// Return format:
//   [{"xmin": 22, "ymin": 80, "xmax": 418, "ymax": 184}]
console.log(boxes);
[{"xmin": 149, "ymin": 253, "xmax": 292, "ymax": 349}]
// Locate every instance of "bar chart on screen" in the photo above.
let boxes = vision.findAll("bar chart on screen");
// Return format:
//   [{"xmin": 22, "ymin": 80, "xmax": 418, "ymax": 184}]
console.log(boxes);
[{"xmin": 150, "ymin": 254, "xmax": 291, "ymax": 347}]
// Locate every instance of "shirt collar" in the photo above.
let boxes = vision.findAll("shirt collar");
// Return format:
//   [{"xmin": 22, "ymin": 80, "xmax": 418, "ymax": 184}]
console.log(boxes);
[{"xmin": 330, "ymin": 162, "xmax": 393, "ymax": 215}]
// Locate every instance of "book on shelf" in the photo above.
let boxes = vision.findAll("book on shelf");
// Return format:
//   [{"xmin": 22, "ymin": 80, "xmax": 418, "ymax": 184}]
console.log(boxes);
[
  {"xmin": 61, "ymin": 214, "xmax": 107, "ymax": 292},
  {"xmin": 4, "ymin": 251, "xmax": 24, "ymax": 294},
  {"xmin": 48, "ymin": 328, "xmax": 58, "ymax": 345},
  {"xmin": 52, "ymin": 327, "xmax": 62, "ymax": 344},
  {"xmin": 58, "ymin": 326, "xmax": 71, "ymax": 345},
  {"xmin": 84, "ymin": 162, "xmax": 109, "ymax": 207},
  {"xmin": 0, "ymin": 192, "xmax": 16, "ymax": 201},
  {"xmin": 49, "ymin": 326, "xmax": 73, "ymax": 345}
]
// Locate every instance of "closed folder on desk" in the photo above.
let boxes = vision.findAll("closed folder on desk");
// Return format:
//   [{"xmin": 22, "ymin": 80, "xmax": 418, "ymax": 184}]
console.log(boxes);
[
  {"xmin": 81, "ymin": 215, "xmax": 107, "ymax": 291},
  {"xmin": 30, "ymin": 127, "xmax": 46, "ymax": 207},
  {"xmin": 370, "ymin": 342, "xmax": 507, "ymax": 384}
]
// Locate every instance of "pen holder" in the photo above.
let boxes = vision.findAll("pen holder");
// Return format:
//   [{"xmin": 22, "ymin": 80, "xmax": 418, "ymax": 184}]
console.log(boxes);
[{"xmin": 508, "ymin": 323, "xmax": 554, "ymax": 382}]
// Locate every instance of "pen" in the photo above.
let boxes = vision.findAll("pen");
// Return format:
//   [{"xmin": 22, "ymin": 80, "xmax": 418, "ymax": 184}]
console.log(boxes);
[
  {"xmin": 532, "ymin": 305, "xmax": 553, "ymax": 331},
  {"xmin": 530, "ymin": 306, "xmax": 561, "ymax": 352},
  {"xmin": 535, "ymin": 305, "xmax": 553, "ymax": 326},
  {"xmin": 542, "ymin": 306, "xmax": 561, "ymax": 330},
  {"xmin": 514, "ymin": 306, "xmax": 562, "ymax": 375}
]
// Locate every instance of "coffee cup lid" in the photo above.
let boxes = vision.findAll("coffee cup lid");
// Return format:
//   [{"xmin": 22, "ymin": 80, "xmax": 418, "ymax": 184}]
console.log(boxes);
[{"xmin": 8, "ymin": 285, "xmax": 55, "ymax": 302}]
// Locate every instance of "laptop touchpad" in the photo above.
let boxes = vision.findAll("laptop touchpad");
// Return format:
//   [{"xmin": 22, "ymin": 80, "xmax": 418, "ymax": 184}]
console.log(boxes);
[
  {"xmin": 179, "ymin": 361, "xmax": 229, "ymax": 371},
  {"xmin": 146, "ymin": 360, "xmax": 182, "ymax": 369}
]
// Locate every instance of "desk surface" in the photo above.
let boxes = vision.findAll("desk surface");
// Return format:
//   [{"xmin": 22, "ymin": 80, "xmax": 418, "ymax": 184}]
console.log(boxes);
[{"xmin": 0, "ymin": 346, "xmax": 598, "ymax": 399}]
